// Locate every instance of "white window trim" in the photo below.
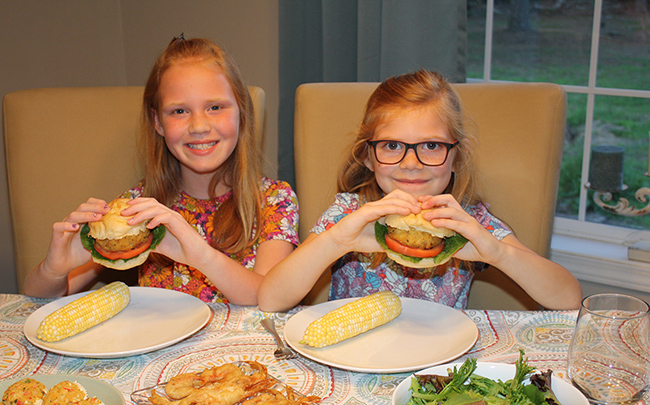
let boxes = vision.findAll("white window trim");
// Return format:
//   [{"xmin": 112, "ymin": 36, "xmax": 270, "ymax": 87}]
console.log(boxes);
[
  {"xmin": 551, "ymin": 218, "xmax": 650, "ymax": 292},
  {"xmin": 476, "ymin": 0, "xmax": 650, "ymax": 292}
]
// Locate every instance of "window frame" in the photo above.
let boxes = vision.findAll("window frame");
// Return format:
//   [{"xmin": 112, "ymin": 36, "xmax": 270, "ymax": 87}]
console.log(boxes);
[{"xmin": 472, "ymin": 0, "xmax": 650, "ymax": 292}]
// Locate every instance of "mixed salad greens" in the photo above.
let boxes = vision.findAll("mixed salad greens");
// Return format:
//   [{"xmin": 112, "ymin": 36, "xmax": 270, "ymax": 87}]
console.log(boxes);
[{"xmin": 407, "ymin": 351, "xmax": 562, "ymax": 405}]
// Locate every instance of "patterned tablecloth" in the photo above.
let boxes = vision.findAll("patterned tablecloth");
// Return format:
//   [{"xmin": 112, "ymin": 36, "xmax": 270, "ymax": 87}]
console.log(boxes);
[{"xmin": 0, "ymin": 293, "xmax": 581, "ymax": 404}]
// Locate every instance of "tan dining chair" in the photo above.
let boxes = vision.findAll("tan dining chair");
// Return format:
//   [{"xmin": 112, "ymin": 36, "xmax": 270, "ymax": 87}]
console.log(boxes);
[
  {"xmin": 3, "ymin": 85, "xmax": 265, "ymax": 293},
  {"xmin": 294, "ymin": 81, "xmax": 566, "ymax": 310}
]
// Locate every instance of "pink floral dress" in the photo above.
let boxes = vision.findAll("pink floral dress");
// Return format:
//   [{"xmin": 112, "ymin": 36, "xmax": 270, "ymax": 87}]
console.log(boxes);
[
  {"xmin": 122, "ymin": 177, "xmax": 299, "ymax": 303},
  {"xmin": 311, "ymin": 193, "xmax": 511, "ymax": 309}
]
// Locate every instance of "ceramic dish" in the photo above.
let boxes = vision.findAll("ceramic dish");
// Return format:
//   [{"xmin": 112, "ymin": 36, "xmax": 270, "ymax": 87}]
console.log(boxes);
[
  {"xmin": 0, "ymin": 374, "xmax": 125, "ymax": 404},
  {"xmin": 24, "ymin": 287, "xmax": 212, "ymax": 358},
  {"xmin": 284, "ymin": 297, "xmax": 478, "ymax": 373},
  {"xmin": 392, "ymin": 362, "xmax": 589, "ymax": 405}
]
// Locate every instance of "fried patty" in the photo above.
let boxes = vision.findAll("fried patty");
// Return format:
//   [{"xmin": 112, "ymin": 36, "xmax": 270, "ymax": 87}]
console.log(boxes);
[
  {"xmin": 94, "ymin": 229, "xmax": 151, "ymax": 252},
  {"xmin": 386, "ymin": 226, "xmax": 443, "ymax": 250},
  {"xmin": 2, "ymin": 378, "xmax": 46, "ymax": 405},
  {"xmin": 43, "ymin": 381, "xmax": 86, "ymax": 405}
]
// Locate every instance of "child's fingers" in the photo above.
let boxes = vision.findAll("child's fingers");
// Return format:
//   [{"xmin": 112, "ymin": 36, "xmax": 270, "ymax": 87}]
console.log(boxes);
[
  {"xmin": 417, "ymin": 194, "xmax": 460, "ymax": 210},
  {"xmin": 63, "ymin": 210, "xmax": 107, "ymax": 225},
  {"xmin": 76, "ymin": 198, "xmax": 110, "ymax": 213},
  {"xmin": 52, "ymin": 221, "xmax": 83, "ymax": 234},
  {"xmin": 383, "ymin": 189, "xmax": 421, "ymax": 205}
]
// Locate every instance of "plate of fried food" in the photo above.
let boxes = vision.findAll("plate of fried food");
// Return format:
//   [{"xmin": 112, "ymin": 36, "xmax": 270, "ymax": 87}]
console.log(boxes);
[
  {"xmin": 130, "ymin": 361, "xmax": 320, "ymax": 404},
  {"xmin": 0, "ymin": 374, "xmax": 125, "ymax": 405}
]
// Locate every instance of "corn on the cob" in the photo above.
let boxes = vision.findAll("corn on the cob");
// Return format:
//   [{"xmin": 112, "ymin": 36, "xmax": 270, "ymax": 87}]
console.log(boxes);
[
  {"xmin": 37, "ymin": 281, "xmax": 130, "ymax": 342},
  {"xmin": 300, "ymin": 291, "xmax": 401, "ymax": 348}
]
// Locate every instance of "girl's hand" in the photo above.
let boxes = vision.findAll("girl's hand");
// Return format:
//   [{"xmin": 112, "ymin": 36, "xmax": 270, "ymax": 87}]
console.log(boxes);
[
  {"xmin": 41, "ymin": 198, "xmax": 109, "ymax": 278},
  {"xmin": 328, "ymin": 190, "xmax": 421, "ymax": 253},
  {"xmin": 418, "ymin": 194, "xmax": 507, "ymax": 264},
  {"xmin": 122, "ymin": 198, "xmax": 214, "ymax": 269}
]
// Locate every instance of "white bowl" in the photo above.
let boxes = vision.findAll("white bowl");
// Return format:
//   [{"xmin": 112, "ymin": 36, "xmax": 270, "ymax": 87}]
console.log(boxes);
[{"xmin": 392, "ymin": 362, "xmax": 588, "ymax": 405}]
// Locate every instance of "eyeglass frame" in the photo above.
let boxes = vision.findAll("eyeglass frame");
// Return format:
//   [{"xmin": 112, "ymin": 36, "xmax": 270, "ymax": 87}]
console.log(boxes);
[{"xmin": 366, "ymin": 139, "xmax": 459, "ymax": 167}]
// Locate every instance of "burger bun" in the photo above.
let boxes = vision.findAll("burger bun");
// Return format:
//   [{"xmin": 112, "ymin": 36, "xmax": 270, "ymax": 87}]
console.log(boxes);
[
  {"xmin": 384, "ymin": 210, "xmax": 455, "ymax": 238},
  {"xmin": 88, "ymin": 198, "xmax": 147, "ymax": 240},
  {"xmin": 385, "ymin": 250, "xmax": 443, "ymax": 268},
  {"xmin": 91, "ymin": 250, "xmax": 150, "ymax": 271},
  {"xmin": 377, "ymin": 209, "xmax": 467, "ymax": 269}
]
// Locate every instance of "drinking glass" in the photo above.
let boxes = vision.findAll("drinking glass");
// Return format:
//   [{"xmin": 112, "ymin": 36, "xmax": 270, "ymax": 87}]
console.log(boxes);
[{"xmin": 568, "ymin": 293, "xmax": 650, "ymax": 404}]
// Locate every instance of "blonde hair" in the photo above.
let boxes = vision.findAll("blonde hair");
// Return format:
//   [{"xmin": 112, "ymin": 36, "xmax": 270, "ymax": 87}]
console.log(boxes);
[
  {"xmin": 338, "ymin": 69, "xmax": 480, "ymax": 206},
  {"xmin": 140, "ymin": 37, "xmax": 262, "ymax": 255},
  {"xmin": 337, "ymin": 69, "xmax": 482, "ymax": 269}
]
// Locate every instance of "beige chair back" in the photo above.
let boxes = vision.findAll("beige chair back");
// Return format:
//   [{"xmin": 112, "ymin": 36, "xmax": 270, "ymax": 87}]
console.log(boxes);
[
  {"xmin": 294, "ymin": 82, "xmax": 566, "ymax": 310},
  {"xmin": 3, "ymin": 85, "xmax": 265, "ymax": 292}
]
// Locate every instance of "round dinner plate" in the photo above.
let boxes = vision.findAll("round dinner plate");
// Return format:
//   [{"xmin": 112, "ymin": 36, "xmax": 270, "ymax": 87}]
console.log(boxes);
[
  {"xmin": 0, "ymin": 374, "xmax": 125, "ymax": 405},
  {"xmin": 24, "ymin": 287, "xmax": 212, "ymax": 358},
  {"xmin": 284, "ymin": 297, "xmax": 478, "ymax": 373},
  {"xmin": 392, "ymin": 362, "xmax": 589, "ymax": 405}
]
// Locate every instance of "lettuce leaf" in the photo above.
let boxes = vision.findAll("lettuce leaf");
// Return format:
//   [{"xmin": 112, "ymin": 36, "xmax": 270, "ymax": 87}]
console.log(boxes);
[
  {"xmin": 80, "ymin": 222, "xmax": 166, "ymax": 265},
  {"xmin": 374, "ymin": 221, "xmax": 468, "ymax": 267}
]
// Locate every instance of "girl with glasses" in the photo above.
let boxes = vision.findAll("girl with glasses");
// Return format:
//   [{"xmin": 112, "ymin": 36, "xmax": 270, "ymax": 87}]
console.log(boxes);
[{"xmin": 258, "ymin": 69, "xmax": 581, "ymax": 312}]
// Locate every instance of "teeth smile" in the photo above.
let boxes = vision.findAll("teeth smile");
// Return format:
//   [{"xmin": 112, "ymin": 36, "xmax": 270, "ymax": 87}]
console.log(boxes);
[{"xmin": 188, "ymin": 141, "xmax": 217, "ymax": 150}]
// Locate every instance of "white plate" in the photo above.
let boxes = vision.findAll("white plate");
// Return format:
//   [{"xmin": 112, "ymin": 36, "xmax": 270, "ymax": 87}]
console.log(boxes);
[
  {"xmin": 392, "ymin": 362, "xmax": 589, "ymax": 405},
  {"xmin": 24, "ymin": 287, "xmax": 212, "ymax": 358},
  {"xmin": 0, "ymin": 374, "xmax": 125, "ymax": 404},
  {"xmin": 284, "ymin": 297, "xmax": 478, "ymax": 373}
]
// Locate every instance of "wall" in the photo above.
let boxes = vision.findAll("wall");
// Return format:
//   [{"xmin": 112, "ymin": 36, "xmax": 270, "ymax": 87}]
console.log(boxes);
[{"xmin": 0, "ymin": 0, "xmax": 279, "ymax": 293}]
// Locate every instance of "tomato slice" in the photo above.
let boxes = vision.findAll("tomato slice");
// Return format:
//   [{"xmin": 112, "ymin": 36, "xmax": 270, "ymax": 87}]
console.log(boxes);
[
  {"xmin": 94, "ymin": 233, "xmax": 153, "ymax": 261},
  {"xmin": 384, "ymin": 234, "xmax": 444, "ymax": 258}
]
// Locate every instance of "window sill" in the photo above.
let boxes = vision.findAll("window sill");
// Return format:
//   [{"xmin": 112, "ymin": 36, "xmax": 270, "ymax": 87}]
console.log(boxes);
[{"xmin": 550, "ymin": 219, "xmax": 650, "ymax": 293}]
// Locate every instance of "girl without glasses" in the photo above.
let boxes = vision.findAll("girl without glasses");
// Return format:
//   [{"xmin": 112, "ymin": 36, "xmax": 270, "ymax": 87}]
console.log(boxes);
[
  {"xmin": 24, "ymin": 37, "xmax": 299, "ymax": 305},
  {"xmin": 258, "ymin": 69, "xmax": 581, "ymax": 312}
]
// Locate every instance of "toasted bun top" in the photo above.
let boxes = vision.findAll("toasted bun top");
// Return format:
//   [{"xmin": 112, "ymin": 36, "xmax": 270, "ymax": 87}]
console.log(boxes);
[
  {"xmin": 384, "ymin": 209, "xmax": 456, "ymax": 238},
  {"xmin": 88, "ymin": 198, "xmax": 147, "ymax": 240}
]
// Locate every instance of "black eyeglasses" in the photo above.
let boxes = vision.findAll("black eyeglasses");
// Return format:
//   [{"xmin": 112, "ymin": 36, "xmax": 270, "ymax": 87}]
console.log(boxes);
[{"xmin": 366, "ymin": 140, "xmax": 459, "ymax": 166}]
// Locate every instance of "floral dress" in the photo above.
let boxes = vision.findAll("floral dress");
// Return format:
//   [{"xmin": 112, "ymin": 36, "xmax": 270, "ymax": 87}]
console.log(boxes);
[
  {"xmin": 311, "ymin": 193, "xmax": 511, "ymax": 309},
  {"xmin": 122, "ymin": 177, "xmax": 299, "ymax": 303}
]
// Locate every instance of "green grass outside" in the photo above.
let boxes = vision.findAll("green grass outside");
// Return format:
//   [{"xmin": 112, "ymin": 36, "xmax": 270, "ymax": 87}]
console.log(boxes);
[{"xmin": 466, "ymin": 2, "xmax": 650, "ymax": 229}]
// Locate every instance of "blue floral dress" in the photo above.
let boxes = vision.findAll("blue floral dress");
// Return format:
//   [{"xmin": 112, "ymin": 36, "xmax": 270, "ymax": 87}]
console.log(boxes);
[{"xmin": 311, "ymin": 193, "xmax": 511, "ymax": 308}]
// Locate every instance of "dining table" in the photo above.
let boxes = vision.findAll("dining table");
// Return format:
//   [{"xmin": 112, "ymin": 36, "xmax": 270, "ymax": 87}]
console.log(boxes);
[{"xmin": 0, "ymin": 291, "xmax": 644, "ymax": 404}]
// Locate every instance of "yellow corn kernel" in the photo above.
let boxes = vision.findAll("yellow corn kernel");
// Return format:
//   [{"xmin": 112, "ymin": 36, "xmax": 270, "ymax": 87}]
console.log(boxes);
[
  {"xmin": 300, "ymin": 291, "xmax": 401, "ymax": 348},
  {"xmin": 37, "ymin": 281, "xmax": 130, "ymax": 342}
]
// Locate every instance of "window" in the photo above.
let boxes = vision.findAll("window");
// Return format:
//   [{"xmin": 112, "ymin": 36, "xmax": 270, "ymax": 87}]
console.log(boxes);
[{"xmin": 467, "ymin": 0, "xmax": 650, "ymax": 291}]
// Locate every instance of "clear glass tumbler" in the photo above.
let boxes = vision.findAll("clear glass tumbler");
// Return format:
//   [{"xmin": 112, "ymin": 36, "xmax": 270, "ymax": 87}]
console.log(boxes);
[{"xmin": 568, "ymin": 293, "xmax": 650, "ymax": 404}]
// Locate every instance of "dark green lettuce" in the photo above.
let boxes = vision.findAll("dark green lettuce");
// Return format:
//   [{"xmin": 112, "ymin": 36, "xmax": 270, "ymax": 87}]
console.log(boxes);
[{"xmin": 80, "ymin": 222, "xmax": 166, "ymax": 265}]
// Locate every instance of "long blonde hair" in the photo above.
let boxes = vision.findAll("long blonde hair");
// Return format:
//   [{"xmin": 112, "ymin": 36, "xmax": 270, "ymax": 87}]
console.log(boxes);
[
  {"xmin": 337, "ymin": 69, "xmax": 482, "ymax": 269},
  {"xmin": 140, "ymin": 36, "xmax": 262, "ymax": 255},
  {"xmin": 338, "ymin": 69, "xmax": 480, "ymax": 206}
]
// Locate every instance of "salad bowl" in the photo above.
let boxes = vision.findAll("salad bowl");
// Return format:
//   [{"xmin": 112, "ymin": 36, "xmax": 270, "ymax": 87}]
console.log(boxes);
[{"xmin": 392, "ymin": 361, "xmax": 588, "ymax": 405}]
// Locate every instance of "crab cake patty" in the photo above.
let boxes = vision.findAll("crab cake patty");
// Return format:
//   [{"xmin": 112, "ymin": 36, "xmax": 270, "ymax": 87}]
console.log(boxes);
[
  {"xmin": 2, "ymin": 378, "xmax": 47, "ymax": 405},
  {"xmin": 42, "ymin": 380, "xmax": 87, "ymax": 405}
]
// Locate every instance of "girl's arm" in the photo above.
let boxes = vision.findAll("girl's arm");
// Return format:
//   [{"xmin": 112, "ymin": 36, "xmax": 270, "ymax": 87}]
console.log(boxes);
[
  {"xmin": 257, "ymin": 191, "xmax": 422, "ymax": 312},
  {"xmin": 25, "ymin": 261, "xmax": 104, "ymax": 298},
  {"xmin": 189, "ymin": 238, "xmax": 295, "ymax": 306},
  {"xmin": 124, "ymin": 198, "xmax": 296, "ymax": 306},
  {"xmin": 481, "ymin": 234, "xmax": 582, "ymax": 310},
  {"xmin": 23, "ymin": 199, "xmax": 109, "ymax": 298},
  {"xmin": 420, "ymin": 195, "xmax": 582, "ymax": 310}
]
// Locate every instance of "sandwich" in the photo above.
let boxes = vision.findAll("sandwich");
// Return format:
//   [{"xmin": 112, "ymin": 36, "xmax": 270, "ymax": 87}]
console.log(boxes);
[
  {"xmin": 375, "ymin": 209, "xmax": 468, "ymax": 268},
  {"xmin": 80, "ymin": 198, "xmax": 166, "ymax": 270}
]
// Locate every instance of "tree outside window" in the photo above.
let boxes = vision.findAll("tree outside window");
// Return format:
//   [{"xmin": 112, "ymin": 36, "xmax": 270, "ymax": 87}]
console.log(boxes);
[{"xmin": 468, "ymin": 0, "xmax": 650, "ymax": 230}]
